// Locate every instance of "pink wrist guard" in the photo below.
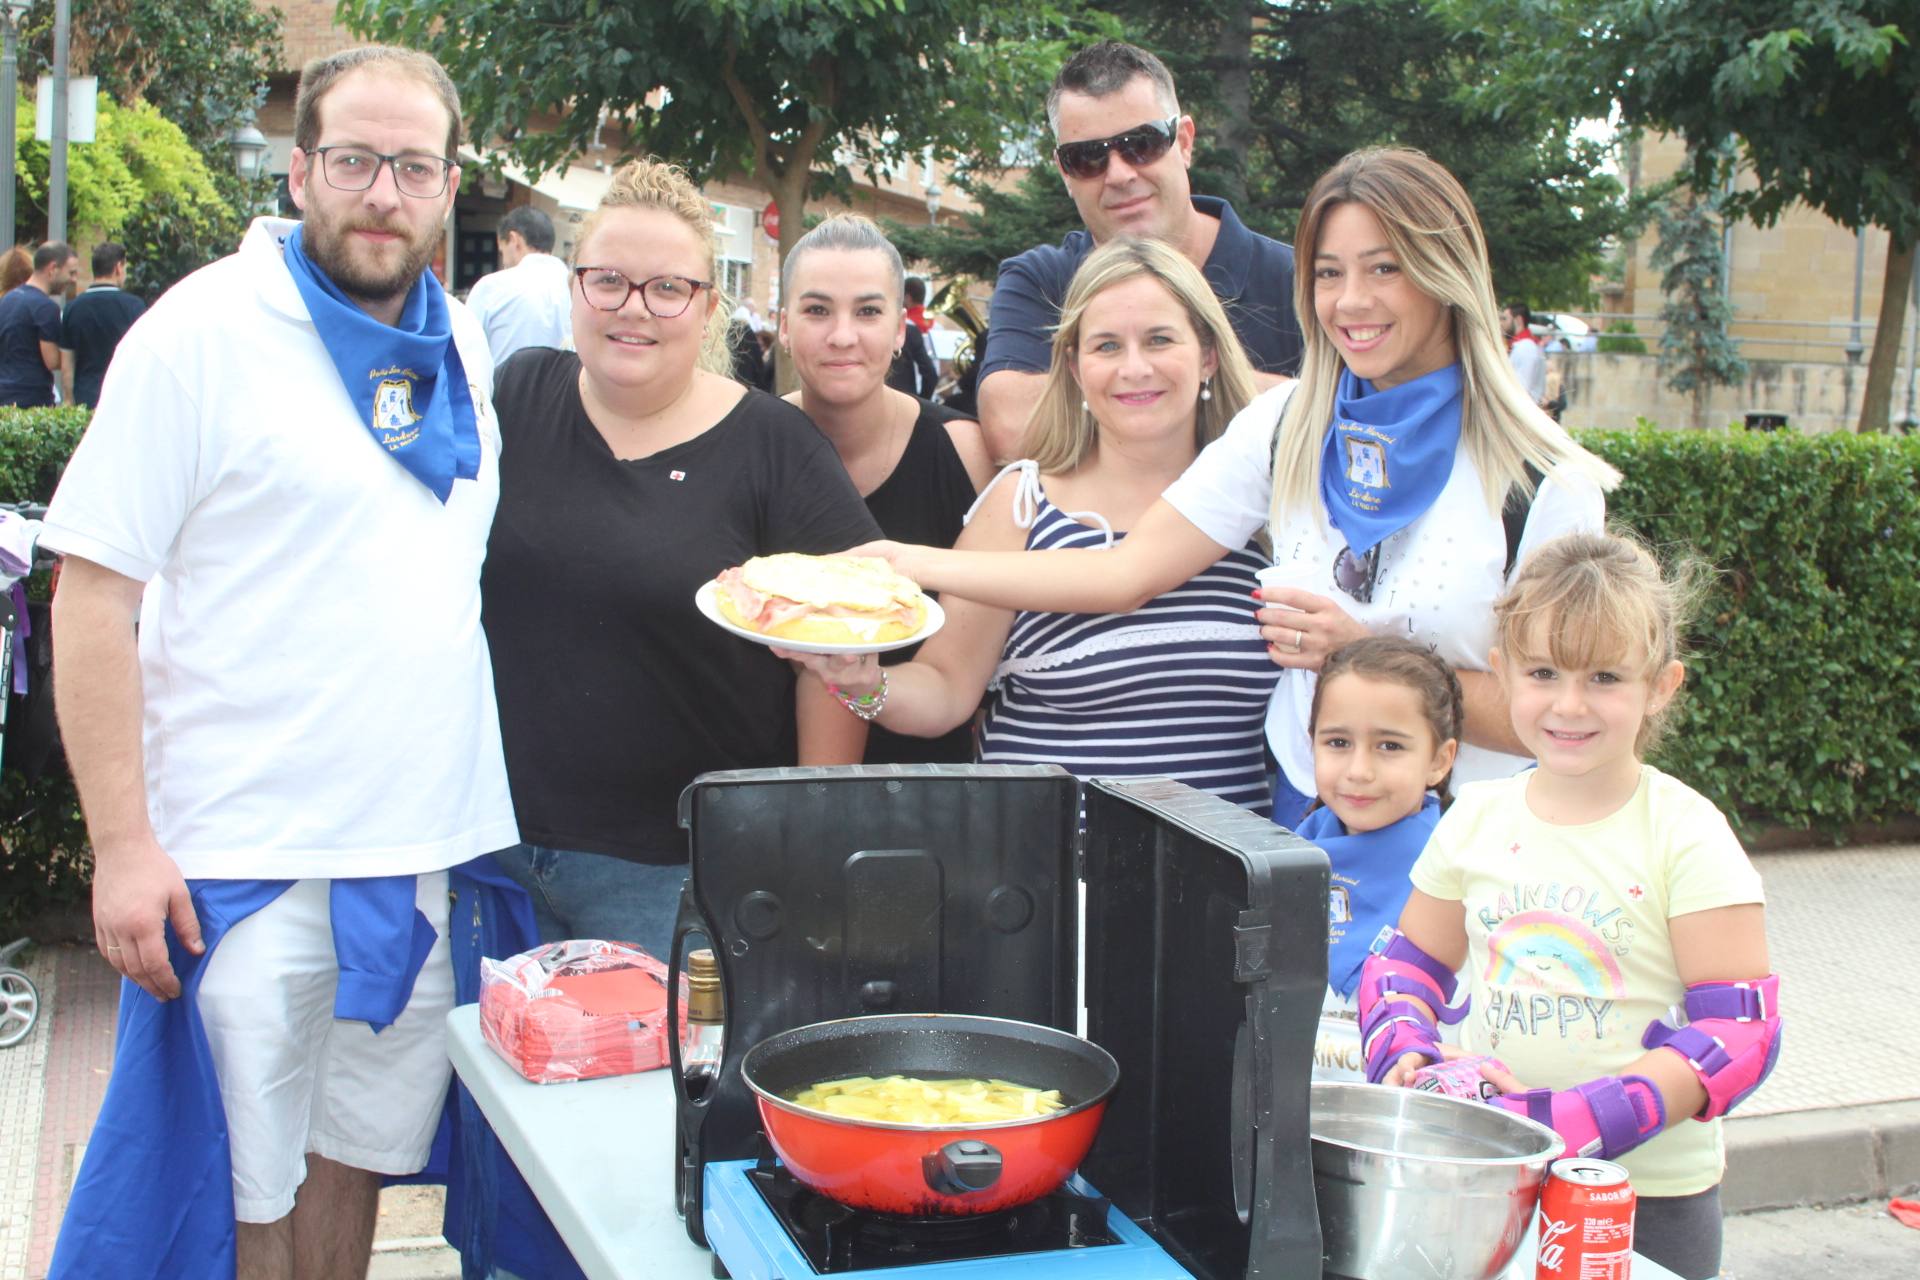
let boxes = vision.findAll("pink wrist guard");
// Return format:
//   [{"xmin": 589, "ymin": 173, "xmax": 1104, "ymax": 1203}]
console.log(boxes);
[
  {"xmin": 1356, "ymin": 931, "xmax": 1469, "ymax": 1084},
  {"xmin": 1642, "ymin": 974, "xmax": 1782, "ymax": 1120},
  {"xmin": 1490, "ymin": 1075, "xmax": 1667, "ymax": 1162}
]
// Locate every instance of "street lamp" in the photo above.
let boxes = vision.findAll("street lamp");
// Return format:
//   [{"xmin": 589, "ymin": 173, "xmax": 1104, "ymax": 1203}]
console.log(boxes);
[
  {"xmin": 925, "ymin": 182, "xmax": 942, "ymax": 227},
  {"xmin": 0, "ymin": 0, "xmax": 30, "ymax": 251},
  {"xmin": 228, "ymin": 121, "xmax": 269, "ymax": 182}
]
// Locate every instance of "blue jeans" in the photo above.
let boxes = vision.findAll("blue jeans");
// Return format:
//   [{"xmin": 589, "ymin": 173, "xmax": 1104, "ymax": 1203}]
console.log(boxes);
[{"xmin": 490, "ymin": 844, "xmax": 688, "ymax": 963}]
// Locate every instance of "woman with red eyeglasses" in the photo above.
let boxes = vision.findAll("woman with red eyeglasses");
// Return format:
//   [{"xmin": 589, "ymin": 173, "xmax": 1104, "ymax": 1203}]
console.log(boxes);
[
  {"xmin": 479, "ymin": 158, "xmax": 880, "ymax": 960},
  {"xmin": 854, "ymin": 148, "xmax": 1618, "ymax": 829}
]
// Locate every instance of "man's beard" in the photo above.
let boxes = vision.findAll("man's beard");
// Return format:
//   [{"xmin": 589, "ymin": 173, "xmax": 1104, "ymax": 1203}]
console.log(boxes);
[{"xmin": 301, "ymin": 207, "xmax": 438, "ymax": 309}]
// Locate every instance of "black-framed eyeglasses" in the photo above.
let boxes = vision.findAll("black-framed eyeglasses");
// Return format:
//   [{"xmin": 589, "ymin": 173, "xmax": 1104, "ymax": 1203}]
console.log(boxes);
[
  {"xmin": 574, "ymin": 267, "xmax": 712, "ymax": 318},
  {"xmin": 1054, "ymin": 117, "xmax": 1180, "ymax": 180},
  {"xmin": 1333, "ymin": 543, "xmax": 1382, "ymax": 605},
  {"xmin": 311, "ymin": 146, "xmax": 457, "ymax": 199}
]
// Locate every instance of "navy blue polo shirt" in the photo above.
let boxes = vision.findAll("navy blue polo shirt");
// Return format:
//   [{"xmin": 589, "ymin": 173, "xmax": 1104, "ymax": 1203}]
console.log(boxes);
[
  {"xmin": 979, "ymin": 195, "xmax": 1303, "ymax": 381},
  {"xmin": 60, "ymin": 285, "xmax": 148, "ymax": 408},
  {"xmin": 0, "ymin": 284, "xmax": 63, "ymax": 408}
]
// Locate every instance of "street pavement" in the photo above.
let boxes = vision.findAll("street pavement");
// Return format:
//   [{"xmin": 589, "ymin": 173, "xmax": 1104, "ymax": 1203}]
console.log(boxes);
[{"xmin": 3, "ymin": 841, "xmax": 1916, "ymax": 1278}]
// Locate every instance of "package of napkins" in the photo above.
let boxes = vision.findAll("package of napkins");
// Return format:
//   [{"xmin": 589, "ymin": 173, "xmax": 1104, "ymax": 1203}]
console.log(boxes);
[{"xmin": 479, "ymin": 939, "xmax": 671, "ymax": 1083}]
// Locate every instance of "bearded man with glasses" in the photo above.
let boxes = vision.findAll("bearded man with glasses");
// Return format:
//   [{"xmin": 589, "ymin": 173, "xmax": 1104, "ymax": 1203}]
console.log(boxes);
[
  {"xmin": 40, "ymin": 45, "xmax": 544, "ymax": 1280},
  {"xmin": 976, "ymin": 40, "xmax": 1304, "ymax": 462}
]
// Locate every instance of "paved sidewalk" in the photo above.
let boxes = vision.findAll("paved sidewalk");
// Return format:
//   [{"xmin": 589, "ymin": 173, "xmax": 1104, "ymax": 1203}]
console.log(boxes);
[{"xmin": 3, "ymin": 842, "xmax": 1916, "ymax": 1276}]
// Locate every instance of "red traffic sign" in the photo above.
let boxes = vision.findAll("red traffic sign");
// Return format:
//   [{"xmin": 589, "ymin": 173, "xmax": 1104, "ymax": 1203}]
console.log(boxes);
[{"xmin": 761, "ymin": 201, "xmax": 780, "ymax": 242}]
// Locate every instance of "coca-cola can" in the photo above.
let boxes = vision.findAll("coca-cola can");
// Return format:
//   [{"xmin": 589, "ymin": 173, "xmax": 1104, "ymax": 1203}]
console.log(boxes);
[{"xmin": 1536, "ymin": 1157, "xmax": 1635, "ymax": 1279}]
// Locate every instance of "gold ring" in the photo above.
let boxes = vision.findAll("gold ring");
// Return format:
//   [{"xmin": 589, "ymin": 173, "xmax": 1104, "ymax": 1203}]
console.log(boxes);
[{"xmin": 1292, "ymin": 629, "xmax": 1305, "ymax": 652}]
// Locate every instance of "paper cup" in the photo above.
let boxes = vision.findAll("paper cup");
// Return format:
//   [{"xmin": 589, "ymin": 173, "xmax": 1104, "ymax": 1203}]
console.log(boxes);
[{"xmin": 1256, "ymin": 562, "xmax": 1322, "ymax": 608}]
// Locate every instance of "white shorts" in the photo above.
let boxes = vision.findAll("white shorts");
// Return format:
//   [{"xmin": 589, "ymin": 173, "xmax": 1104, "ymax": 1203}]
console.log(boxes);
[{"xmin": 196, "ymin": 872, "xmax": 455, "ymax": 1223}]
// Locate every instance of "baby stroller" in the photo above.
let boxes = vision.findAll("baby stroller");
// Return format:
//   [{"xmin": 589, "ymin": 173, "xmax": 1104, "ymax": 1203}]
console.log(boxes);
[{"xmin": 0, "ymin": 501, "xmax": 49, "ymax": 1048}]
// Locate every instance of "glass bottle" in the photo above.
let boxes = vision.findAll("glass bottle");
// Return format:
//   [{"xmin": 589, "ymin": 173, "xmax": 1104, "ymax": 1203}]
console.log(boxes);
[{"xmin": 681, "ymin": 948, "xmax": 724, "ymax": 1096}]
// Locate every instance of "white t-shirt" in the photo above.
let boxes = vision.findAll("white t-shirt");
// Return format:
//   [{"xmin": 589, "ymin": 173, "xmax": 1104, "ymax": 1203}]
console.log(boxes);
[
  {"xmin": 1508, "ymin": 337, "xmax": 1547, "ymax": 402},
  {"xmin": 1162, "ymin": 382, "xmax": 1605, "ymax": 797},
  {"xmin": 40, "ymin": 217, "xmax": 519, "ymax": 880},
  {"xmin": 1411, "ymin": 767, "xmax": 1765, "ymax": 1196},
  {"xmin": 464, "ymin": 252, "xmax": 573, "ymax": 365}
]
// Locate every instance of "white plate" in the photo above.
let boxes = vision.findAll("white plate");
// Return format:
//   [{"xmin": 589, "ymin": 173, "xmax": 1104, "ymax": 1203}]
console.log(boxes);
[{"xmin": 694, "ymin": 580, "xmax": 946, "ymax": 655}]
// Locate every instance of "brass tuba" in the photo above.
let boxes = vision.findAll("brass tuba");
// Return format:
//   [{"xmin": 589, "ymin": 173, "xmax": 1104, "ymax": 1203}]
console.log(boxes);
[{"xmin": 927, "ymin": 277, "xmax": 986, "ymax": 396}]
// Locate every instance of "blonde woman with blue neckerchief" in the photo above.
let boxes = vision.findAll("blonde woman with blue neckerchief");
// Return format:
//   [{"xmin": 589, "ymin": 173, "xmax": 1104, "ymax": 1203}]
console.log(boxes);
[{"xmin": 848, "ymin": 147, "xmax": 1619, "ymax": 829}]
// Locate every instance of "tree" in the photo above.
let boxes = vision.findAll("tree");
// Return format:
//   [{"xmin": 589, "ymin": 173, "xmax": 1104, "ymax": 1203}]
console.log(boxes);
[
  {"xmin": 1650, "ymin": 184, "xmax": 1748, "ymax": 429},
  {"xmin": 341, "ymin": 0, "xmax": 1099, "ymax": 380},
  {"xmin": 1429, "ymin": 0, "xmax": 1919, "ymax": 433},
  {"xmin": 10, "ymin": 92, "xmax": 228, "ymax": 250},
  {"xmin": 885, "ymin": 166, "xmax": 1081, "ymax": 283}
]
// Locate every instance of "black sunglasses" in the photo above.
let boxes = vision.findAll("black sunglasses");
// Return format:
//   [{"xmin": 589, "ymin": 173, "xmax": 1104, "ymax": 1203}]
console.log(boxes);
[
  {"xmin": 1333, "ymin": 543, "xmax": 1382, "ymax": 605},
  {"xmin": 1054, "ymin": 117, "xmax": 1180, "ymax": 180}
]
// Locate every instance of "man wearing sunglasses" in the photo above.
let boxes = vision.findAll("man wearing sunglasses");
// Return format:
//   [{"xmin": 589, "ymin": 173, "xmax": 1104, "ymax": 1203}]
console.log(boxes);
[{"xmin": 977, "ymin": 41, "xmax": 1304, "ymax": 462}]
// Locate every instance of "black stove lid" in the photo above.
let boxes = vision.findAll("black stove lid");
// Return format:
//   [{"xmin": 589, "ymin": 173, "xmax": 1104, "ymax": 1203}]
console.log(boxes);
[
  {"xmin": 672, "ymin": 764, "xmax": 1082, "ymax": 1241},
  {"xmin": 1077, "ymin": 778, "xmax": 1327, "ymax": 1280}
]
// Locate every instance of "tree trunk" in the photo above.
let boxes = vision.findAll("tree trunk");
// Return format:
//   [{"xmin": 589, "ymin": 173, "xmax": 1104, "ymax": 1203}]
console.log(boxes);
[
  {"xmin": 769, "ymin": 164, "xmax": 811, "ymax": 396},
  {"xmin": 1205, "ymin": 0, "xmax": 1256, "ymax": 210},
  {"xmin": 1857, "ymin": 237, "xmax": 1915, "ymax": 434}
]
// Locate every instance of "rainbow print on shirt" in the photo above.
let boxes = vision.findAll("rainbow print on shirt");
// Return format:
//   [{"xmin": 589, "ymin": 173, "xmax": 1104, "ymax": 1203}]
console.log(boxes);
[{"xmin": 1478, "ymin": 883, "xmax": 1633, "ymax": 1043}]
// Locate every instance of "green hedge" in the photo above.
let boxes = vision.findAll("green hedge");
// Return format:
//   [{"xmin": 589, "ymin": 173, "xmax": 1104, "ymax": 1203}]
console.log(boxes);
[
  {"xmin": 0, "ymin": 408, "xmax": 91, "ymax": 936},
  {"xmin": 0, "ymin": 418, "xmax": 1914, "ymax": 933},
  {"xmin": 1578, "ymin": 426, "xmax": 1920, "ymax": 839}
]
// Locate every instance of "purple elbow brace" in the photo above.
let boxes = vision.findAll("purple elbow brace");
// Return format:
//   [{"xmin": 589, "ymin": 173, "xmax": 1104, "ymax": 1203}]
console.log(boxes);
[
  {"xmin": 1356, "ymin": 931, "xmax": 1469, "ymax": 1084},
  {"xmin": 1490, "ymin": 1075, "xmax": 1668, "ymax": 1162},
  {"xmin": 1642, "ymin": 974, "xmax": 1783, "ymax": 1120}
]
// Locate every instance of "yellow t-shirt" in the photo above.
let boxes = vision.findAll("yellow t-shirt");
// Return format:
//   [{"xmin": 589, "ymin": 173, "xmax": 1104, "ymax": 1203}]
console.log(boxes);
[{"xmin": 1409, "ymin": 765, "xmax": 1765, "ymax": 1196}]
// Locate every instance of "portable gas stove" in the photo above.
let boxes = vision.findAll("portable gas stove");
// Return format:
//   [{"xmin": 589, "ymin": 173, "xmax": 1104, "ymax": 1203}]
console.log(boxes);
[
  {"xmin": 671, "ymin": 767, "xmax": 1331, "ymax": 1280},
  {"xmin": 702, "ymin": 1151, "xmax": 1192, "ymax": 1279}
]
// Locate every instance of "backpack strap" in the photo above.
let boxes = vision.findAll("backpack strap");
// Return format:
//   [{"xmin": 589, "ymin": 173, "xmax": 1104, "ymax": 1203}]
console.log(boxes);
[{"xmin": 1502, "ymin": 463, "xmax": 1546, "ymax": 578}]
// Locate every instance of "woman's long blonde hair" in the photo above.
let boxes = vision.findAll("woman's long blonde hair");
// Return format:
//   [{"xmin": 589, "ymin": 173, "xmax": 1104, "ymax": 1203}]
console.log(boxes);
[
  {"xmin": 574, "ymin": 158, "xmax": 735, "ymax": 377},
  {"xmin": 1026, "ymin": 237, "xmax": 1258, "ymax": 473},
  {"xmin": 1270, "ymin": 148, "xmax": 1616, "ymax": 530}
]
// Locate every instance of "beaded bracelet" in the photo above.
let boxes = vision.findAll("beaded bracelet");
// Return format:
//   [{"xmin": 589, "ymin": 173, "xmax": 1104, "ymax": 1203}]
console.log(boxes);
[{"xmin": 827, "ymin": 670, "xmax": 889, "ymax": 721}]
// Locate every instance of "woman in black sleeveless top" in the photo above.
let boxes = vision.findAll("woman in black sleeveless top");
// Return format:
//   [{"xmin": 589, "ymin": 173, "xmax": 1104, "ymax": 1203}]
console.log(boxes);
[{"xmin": 780, "ymin": 215, "xmax": 994, "ymax": 764}]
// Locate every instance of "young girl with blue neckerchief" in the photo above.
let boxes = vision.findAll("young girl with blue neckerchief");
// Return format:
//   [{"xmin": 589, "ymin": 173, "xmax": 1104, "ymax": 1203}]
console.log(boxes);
[
  {"xmin": 1301, "ymin": 635, "xmax": 1461, "ymax": 1081},
  {"xmin": 855, "ymin": 146, "xmax": 1619, "ymax": 832}
]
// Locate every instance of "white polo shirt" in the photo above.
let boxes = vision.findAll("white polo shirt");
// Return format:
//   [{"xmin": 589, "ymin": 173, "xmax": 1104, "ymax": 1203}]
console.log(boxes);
[
  {"xmin": 40, "ymin": 217, "xmax": 519, "ymax": 880},
  {"xmin": 463, "ymin": 252, "xmax": 572, "ymax": 365}
]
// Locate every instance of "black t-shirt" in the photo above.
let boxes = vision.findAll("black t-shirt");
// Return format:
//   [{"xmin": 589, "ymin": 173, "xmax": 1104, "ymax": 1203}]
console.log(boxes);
[
  {"xmin": 0, "ymin": 285, "xmax": 62, "ymax": 407},
  {"xmin": 59, "ymin": 285, "xmax": 147, "ymax": 408},
  {"xmin": 860, "ymin": 399, "xmax": 979, "ymax": 765},
  {"xmin": 483, "ymin": 348, "xmax": 883, "ymax": 862}
]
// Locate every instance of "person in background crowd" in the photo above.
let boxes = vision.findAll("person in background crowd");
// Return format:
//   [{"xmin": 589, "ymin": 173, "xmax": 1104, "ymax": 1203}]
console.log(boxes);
[
  {"xmin": 785, "ymin": 237, "xmax": 1279, "ymax": 811},
  {"xmin": 40, "ymin": 46, "xmax": 521, "ymax": 1280},
  {"xmin": 0, "ymin": 246, "xmax": 33, "ymax": 295},
  {"xmin": 482, "ymin": 158, "xmax": 880, "ymax": 964},
  {"xmin": 0, "ymin": 243, "xmax": 78, "ymax": 407},
  {"xmin": 729, "ymin": 301, "xmax": 772, "ymax": 389},
  {"xmin": 59, "ymin": 241, "xmax": 147, "ymax": 409},
  {"xmin": 976, "ymin": 40, "xmax": 1302, "ymax": 462},
  {"xmin": 1502, "ymin": 300, "xmax": 1548, "ymax": 406},
  {"xmin": 779, "ymin": 214, "xmax": 993, "ymax": 764},
  {"xmin": 903, "ymin": 274, "xmax": 932, "ymax": 335},
  {"xmin": 464, "ymin": 204, "xmax": 572, "ymax": 364},
  {"xmin": 851, "ymin": 147, "xmax": 1618, "ymax": 834},
  {"xmin": 884, "ymin": 275, "xmax": 940, "ymax": 398}
]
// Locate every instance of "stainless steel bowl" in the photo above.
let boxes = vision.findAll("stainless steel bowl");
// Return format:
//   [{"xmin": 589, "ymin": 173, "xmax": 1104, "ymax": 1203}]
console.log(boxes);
[{"xmin": 1311, "ymin": 1081, "xmax": 1561, "ymax": 1280}]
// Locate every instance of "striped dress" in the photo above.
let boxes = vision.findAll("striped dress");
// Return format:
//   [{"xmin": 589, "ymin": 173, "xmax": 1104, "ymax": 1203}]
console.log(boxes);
[{"xmin": 976, "ymin": 463, "xmax": 1280, "ymax": 815}]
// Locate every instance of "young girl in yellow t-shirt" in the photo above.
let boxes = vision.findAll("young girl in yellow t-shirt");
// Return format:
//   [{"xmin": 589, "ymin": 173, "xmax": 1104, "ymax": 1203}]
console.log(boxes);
[{"xmin": 1357, "ymin": 531, "xmax": 1780, "ymax": 1280}]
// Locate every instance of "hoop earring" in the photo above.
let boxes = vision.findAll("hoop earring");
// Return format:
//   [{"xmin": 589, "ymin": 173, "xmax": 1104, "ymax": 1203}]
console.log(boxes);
[{"xmin": 1200, "ymin": 379, "xmax": 1212, "ymax": 402}]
